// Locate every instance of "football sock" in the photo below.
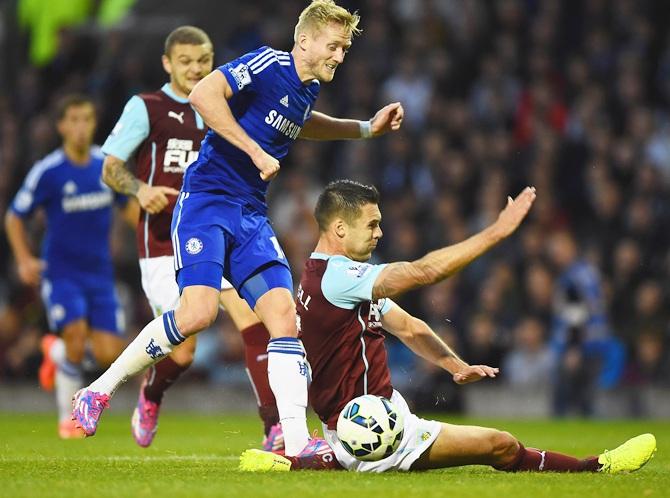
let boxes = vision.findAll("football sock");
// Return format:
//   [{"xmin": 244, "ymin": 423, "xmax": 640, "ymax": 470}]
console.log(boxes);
[
  {"xmin": 50, "ymin": 337, "xmax": 66, "ymax": 366},
  {"xmin": 267, "ymin": 337, "xmax": 310, "ymax": 456},
  {"xmin": 56, "ymin": 360, "xmax": 83, "ymax": 422},
  {"xmin": 89, "ymin": 311, "xmax": 185, "ymax": 396},
  {"xmin": 143, "ymin": 356, "xmax": 190, "ymax": 404},
  {"xmin": 498, "ymin": 443, "xmax": 601, "ymax": 472},
  {"xmin": 242, "ymin": 322, "xmax": 279, "ymax": 435}
]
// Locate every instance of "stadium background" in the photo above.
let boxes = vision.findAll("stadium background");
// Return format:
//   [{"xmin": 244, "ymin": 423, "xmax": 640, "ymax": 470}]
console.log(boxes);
[{"xmin": 0, "ymin": 0, "xmax": 669, "ymax": 419}]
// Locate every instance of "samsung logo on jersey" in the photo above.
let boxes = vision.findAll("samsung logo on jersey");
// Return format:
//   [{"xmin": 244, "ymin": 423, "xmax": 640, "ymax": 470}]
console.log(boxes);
[
  {"xmin": 264, "ymin": 110, "xmax": 302, "ymax": 139},
  {"xmin": 62, "ymin": 191, "xmax": 113, "ymax": 212}
]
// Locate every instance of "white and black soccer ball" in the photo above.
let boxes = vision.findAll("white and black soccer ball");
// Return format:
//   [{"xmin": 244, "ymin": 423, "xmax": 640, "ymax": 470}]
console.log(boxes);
[{"xmin": 336, "ymin": 395, "xmax": 404, "ymax": 462}]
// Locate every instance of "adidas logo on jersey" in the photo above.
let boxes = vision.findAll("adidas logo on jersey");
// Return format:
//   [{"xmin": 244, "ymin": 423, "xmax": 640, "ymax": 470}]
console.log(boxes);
[{"xmin": 280, "ymin": 95, "xmax": 289, "ymax": 107}]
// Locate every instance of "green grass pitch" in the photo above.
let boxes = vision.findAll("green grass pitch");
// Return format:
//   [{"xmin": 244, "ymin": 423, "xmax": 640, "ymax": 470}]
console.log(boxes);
[{"xmin": 0, "ymin": 412, "xmax": 666, "ymax": 498}]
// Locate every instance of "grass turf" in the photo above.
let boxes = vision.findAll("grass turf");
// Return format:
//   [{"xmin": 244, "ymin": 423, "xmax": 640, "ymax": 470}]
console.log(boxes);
[{"xmin": 0, "ymin": 412, "xmax": 666, "ymax": 498}]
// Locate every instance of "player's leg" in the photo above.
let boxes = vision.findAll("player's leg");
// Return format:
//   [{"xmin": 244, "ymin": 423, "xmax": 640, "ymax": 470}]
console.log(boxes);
[
  {"xmin": 73, "ymin": 192, "xmax": 224, "ymax": 436},
  {"xmin": 57, "ymin": 318, "xmax": 89, "ymax": 438},
  {"xmin": 82, "ymin": 283, "xmax": 217, "ymax": 396},
  {"xmin": 412, "ymin": 422, "xmax": 601, "ymax": 471},
  {"xmin": 131, "ymin": 337, "xmax": 196, "ymax": 447},
  {"xmin": 38, "ymin": 333, "xmax": 61, "ymax": 392},
  {"xmin": 133, "ymin": 256, "xmax": 197, "ymax": 447},
  {"xmin": 40, "ymin": 278, "xmax": 88, "ymax": 438},
  {"xmin": 86, "ymin": 283, "xmax": 127, "ymax": 368},
  {"xmin": 88, "ymin": 331, "xmax": 126, "ymax": 367},
  {"xmin": 243, "ymin": 279, "xmax": 310, "ymax": 457},
  {"xmin": 139, "ymin": 256, "xmax": 196, "ymax": 406},
  {"xmin": 73, "ymin": 284, "xmax": 220, "ymax": 436},
  {"xmin": 219, "ymin": 286, "xmax": 280, "ymax": 444},
  {"xmin": 415, "ymin": 422, "xmax": 656, "ymax": 473},
  {"xmin": 228, "ymin": 209, "xmax": 310, "ymax": 456}
]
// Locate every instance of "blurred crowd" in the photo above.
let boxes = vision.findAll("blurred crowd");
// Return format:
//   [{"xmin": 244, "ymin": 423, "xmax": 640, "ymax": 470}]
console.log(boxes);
[{"xmin": 1, "ymin": 0, "xmax": 669, "ymax": 416}]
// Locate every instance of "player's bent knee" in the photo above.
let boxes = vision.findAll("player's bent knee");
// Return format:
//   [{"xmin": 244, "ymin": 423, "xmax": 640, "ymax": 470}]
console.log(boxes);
[
  {"xmin": 178, "ymin": 309, "xmax": 217, "ymax": 334},
  {"xmin": 255, "ymin": 293, "xmax": 297, "ymax": 338},
  {"xmin": 490, "ymin": 431, "xmax": 520, "ymax": 465},
  {"xmin": 175, "ymin": 300, "xmax": 218, "ymax": 334}
]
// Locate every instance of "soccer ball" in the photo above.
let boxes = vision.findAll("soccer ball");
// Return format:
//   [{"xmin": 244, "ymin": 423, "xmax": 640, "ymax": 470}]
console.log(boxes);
[{"xmin": 336, "ymin": 395, "xmax": 404, "ymax": 462}]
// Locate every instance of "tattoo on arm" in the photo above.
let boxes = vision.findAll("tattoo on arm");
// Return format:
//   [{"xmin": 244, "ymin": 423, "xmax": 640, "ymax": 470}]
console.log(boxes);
[{"xmin": 103, "ymin": 156, "xmax": 141, "ymax": 195}]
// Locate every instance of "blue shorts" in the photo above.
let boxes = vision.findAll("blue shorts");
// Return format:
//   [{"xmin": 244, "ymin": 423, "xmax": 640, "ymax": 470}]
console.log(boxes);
[
  {"xmin": 171, "ymin": 192, "xmax": 292, "ymax": 302},
  {"xmin": 40, "ymin": 275, "xmax": 124, "ymax": 335}
]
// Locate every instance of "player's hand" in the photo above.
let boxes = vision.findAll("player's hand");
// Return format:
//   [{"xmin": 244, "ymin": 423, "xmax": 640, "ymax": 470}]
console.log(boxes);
[
  {"xmin": 17, "ymin": 256, "xmax": 45, "ymax": 286},
  {"xmin": 494, "ymin": 186, "xmax": 537, "ymax": 239},
  {"xmin": 251, "ymin": 147, "xmax": 280, "ymax": 181},
  {"xmin": 370, "ymin": 102, "xmax": 404, "ymax": 136},
  {"xmin": 136, "ymin": 184, "xmax": 180, "ymax": 214},
  {"xmin": 453, "ymin": 365, "xmax": 499, "ymax": 385}
]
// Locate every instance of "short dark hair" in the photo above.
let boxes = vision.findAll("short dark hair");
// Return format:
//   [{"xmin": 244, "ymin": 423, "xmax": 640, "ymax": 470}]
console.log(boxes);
[
  {"xmin": 54, "ymin": 94, "xmax": 94, "ymax": 121},
  {"xmin": 314, "ymin": 179, "xmax": 380, "ymax": 231},
  {"xmin": 164, "ymin": 26, "xmax": 212, "ymax": 56}
]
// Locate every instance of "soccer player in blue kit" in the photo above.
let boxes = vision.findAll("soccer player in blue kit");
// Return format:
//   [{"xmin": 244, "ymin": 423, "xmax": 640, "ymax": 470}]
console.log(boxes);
[
  {"xmin": 73, "ymin": 0, "xmax": 404, "ymax": 457},
  {"xmin": 5, "ymin": 95, "xmax": 131, "ymax": 438},
  {"xmin": 99, "ymin": 25, "xmax": 285, "ymax": 450}
]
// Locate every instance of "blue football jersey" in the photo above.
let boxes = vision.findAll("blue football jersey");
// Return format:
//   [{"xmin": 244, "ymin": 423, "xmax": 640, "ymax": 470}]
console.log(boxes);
[
  {"xmin": 10, "ymin": 147, "xmax": 123, "ymax": 279},
  {"xmin": 183, "ymin": 46, "xmax": 320, "ymax": 212}
]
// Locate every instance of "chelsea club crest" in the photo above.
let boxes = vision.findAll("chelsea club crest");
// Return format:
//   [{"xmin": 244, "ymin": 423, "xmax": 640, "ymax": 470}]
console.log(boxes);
[{"xmin": 185, "ymin": 237, "xmax": 203, "ymax": 255}]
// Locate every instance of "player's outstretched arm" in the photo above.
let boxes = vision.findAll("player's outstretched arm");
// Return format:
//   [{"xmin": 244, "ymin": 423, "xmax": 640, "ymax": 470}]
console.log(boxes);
[
  {"xmin": 189, "ymin": 71, "xmax": 279, "ymax": 181},
  {"xmin": 372, "ymin": 187, "xmax": 537, "ymax": 300},
  {"xmin": 4, "ymin": 211, "xmax": 44, "ymax": 286},
  {"xmin": 381, "ymin": 304, "xmax": 498, "ymax": 384},
  {"xmin": 299, "ymin": 103, "xmax": 404, "ymax": 140},
  {"xmin": 102, "ymin": 155, "xmax": 179, "ymax": 214}
]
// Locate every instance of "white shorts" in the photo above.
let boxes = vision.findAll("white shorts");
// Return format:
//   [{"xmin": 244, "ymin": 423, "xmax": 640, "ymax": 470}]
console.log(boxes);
[
  {"xmin": 139, "ymin": 256, "xmax": 233, "ymax": 318},
  {"xmin": 323, "ymin": 390, "xmax": 442, "ymax": 472}
]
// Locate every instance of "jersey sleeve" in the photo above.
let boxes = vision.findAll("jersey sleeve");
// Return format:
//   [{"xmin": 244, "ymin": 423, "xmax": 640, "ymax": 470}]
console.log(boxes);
[
  {"xmin": 218, "ymin": 46, "xmax": 279, "ymax": 96},
  {"xmin": 378, "ymin": 297, "xmax": 394, "ymax": 315},
  {"xmin": 321, "ymin": 255, "xmax": 388, "ymax": 309},
  {"xmin": 101, "ymin": 95, "xmax": 150, "ymax": 161},
  {"xmin": 9, "ymin": 161, "xmax": 53, "ymax": 217}
]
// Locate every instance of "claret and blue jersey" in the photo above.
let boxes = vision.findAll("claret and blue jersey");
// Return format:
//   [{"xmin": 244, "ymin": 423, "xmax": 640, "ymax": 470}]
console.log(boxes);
[{"xmin": 183, "ymin": 46, "xmax": 320, "ymax": 212}]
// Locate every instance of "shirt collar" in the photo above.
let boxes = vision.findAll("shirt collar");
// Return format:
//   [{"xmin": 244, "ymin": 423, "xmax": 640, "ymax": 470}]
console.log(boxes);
[{"xmin": 161, "ymin": 83, "xmax": 189, "ymax": 104}]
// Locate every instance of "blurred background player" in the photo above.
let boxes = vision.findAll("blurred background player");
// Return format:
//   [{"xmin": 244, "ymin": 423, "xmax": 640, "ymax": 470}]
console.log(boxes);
[
  {"xmin": 547, "ymin": 230, "xmax": 626, "ymax": 416},
  {"xmin": 99, "ymin": 25, "xmax": 282, "ymax": 449},
  {"xmin": 4, "ymin": 95, "xmax": 131, "ymax": 438},
  {"xmin": 73, "ymin": 0, "xmax": 403, "ymax": 457},
  {"xmin": 241, "ymin": 180, "xmax": 655, "ymax": 474}
]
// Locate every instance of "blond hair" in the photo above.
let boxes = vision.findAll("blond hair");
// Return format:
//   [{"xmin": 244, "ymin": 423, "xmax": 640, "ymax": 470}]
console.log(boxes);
[{"xmin": 294, "ymin": 0, "xmax": 361, "ymax": 41}]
